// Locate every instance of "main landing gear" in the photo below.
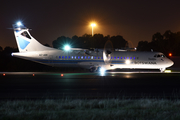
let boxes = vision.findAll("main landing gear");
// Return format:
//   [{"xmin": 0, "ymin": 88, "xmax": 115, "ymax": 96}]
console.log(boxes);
[{"xmin": 89, "ymin": 67, "xmax": 98, "ymax": 72}]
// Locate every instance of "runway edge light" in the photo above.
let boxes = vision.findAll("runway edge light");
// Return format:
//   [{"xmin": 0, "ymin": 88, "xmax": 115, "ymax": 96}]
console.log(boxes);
[
  {"xmin": 165, "ymin": 70, "xmax": 171, "ymax": 73},
  {"xmin": 169, "ymin": 53, "xmax": 172, "ymax": 57}
]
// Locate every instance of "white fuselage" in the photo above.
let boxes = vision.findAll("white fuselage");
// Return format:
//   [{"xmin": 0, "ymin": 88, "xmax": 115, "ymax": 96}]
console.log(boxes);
[
  {"xmin": 12, "ymin": 50, "xmax": 174, "ymax": 71},
  {"xmin": 11, "ymin": 22, "xmax": 174, "ymax": 72}
]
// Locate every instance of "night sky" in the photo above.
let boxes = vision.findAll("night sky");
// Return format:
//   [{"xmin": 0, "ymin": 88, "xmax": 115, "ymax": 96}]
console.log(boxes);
[{"xmin": 1, "ymin": 0, "xmax": 180, "ymax": 49}]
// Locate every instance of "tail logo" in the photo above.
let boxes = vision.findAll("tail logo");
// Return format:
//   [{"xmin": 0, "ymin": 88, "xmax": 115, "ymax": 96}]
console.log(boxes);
[{"xmin": 17, "ymin": 37, "xmax": 30, "ymax": 49}]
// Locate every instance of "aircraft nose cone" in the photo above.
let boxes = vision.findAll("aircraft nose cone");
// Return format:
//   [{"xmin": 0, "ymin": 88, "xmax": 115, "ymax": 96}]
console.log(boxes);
[
  {"xmin": 168, "ymin": 59, "xmax": 174, "ymax": 67},
  {"xmin": 170, "ymin": 60, "xmax": 174, "ymax": 66}
]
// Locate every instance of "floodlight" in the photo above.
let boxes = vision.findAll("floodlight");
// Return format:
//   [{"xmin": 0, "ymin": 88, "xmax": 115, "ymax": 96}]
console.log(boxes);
[{"xmin": 91, "ymin": 23, "xmax": 96, "ymax": 27}]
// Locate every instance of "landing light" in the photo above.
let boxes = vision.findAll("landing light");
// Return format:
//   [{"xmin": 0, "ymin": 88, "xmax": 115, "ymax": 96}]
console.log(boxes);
[
  {"xmin": 125, "ymin": 60, "xmax": 130, "ymax": 64},
  {"xmin": 100, "ymin": 67, "xmax": 105, "ymax": 76}
]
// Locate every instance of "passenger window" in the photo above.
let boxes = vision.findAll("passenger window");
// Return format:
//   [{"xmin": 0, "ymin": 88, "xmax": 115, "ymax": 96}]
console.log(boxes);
[
  {"xmin": 88, "ymin": 56, "xmax": 90, "ymax": 59},
  {"xmin": 65, "ymin": 56, "xmax": 67, "ymax": 59},
  {"xmin": 114, "ymin": 57, "xmax": 116, "ymax": 59},
  {"xmin": 117, "ymin": 57, "xmax": 119, "ymax": 59},
  {"xmin": 59, "ymin": 56, "xmax": 61, "ymax": 59},
  {"xmin": 68, "ymin": 56, "xmax": 70, "ymax": 59},
  {"xmin": 62, "ymin": 56, "xmax": 64, "ymax": 58},
  {"xmin": 75, "ymin": 56, "xmax": 76, "ymax": 59},
  {"xmin": 124, "ymin": 57, "xmax": 126, "ymax": 59},
  {"xmin": 133, "ymin": 57, "xmax": 135, "ymax": 59},
  {"xmin": 130, "ymin": 57, "xmax": 132, "ymax": 59},
  {"xmin": 94, "ymin": 57, "xmax": 96, "ymax": 59},
  {"xmin": 127, "ymin": 57, "xmax": 129, "ymax": 59},
  {"xmin": 71, "ymin": 56, "xmax": 73, "ymax": 59},
  {"xmin": 91, "ymin": 56, "xmax": 93, "ymax": 59},
  {"xmin": 111, "ymin": 57, "xmax": 113, "ymax": 59},
  {"xmin": 98, "ymin": 57, "xmax": 100, "ymax": 59},
  {"xmin": 78, "ymin": 56, "xmax": 80, "ymax": 59},
  {"xmin": 85, "ymin": 56, "xmax": 87, "ymax": 59},
  {"xmin": 121, "ymin": 57, "xmax": 123, "ymax": 59},
  {"xmin": 101, "ymin": 57, "xmax": 103, "ymax": 59},
  {"xmin": 81, "ymin": 56, "xmax": 83, "ymax": 59}
]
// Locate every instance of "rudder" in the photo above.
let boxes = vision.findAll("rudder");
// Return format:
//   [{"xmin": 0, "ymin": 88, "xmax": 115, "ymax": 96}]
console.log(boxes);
[{"xmin": 13, "ymin": 22, "xmax": 54, "ymax": 52}]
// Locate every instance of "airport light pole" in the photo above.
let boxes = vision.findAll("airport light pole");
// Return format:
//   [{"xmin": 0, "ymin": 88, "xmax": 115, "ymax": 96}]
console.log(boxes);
[{"xmin": 91, "ymin": 23, "xmax": 96, "ymax": 36}]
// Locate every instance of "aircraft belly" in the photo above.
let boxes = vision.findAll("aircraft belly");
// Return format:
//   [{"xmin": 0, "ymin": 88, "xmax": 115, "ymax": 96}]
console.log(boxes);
[
  {"xmin": 111, "ymin": 63, "xmax": 163, "ymax": 69},
  {"xmin": 78, "ymin": 62, "xmax": 102, "ymax": 68}
]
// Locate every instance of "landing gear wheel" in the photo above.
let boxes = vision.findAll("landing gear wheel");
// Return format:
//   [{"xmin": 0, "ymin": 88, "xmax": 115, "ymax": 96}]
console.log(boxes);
[{"xmin": 89, "ymin": 67, "xmax": 97, "ymax": 72}]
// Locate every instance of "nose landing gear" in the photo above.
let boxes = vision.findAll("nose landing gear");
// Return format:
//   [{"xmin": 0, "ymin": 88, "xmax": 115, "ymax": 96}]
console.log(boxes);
[{"xmin": 160, "ymin": 68, "xmax": 165, "ymax": 73}]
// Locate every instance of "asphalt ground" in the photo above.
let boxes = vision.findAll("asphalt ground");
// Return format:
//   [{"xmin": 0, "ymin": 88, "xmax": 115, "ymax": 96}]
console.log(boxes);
[{"xmin": 1, "ymin": 71, "xmax": 180, "ymax": 99}]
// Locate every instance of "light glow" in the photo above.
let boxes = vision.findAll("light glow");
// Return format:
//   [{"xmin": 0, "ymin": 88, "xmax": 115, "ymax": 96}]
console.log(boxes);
[
  {"xmin": 17, "ymin": 21, "xmax": 22, "ymax": 26},
  {"xmin": 91, "ymin": 23, "xmax": 96, "ymax": 27},
  {"xmin": 125, "ymin": 60, "xmax": 130, "ymax": 64},
  {"xmin": 91, "ymin": 23, "xmax": 96, "ymax": 36},
  {"xmin": 165, "ymin": 70, "xmax": 171, "ymax": 73},
  {"xmin": 169, "ymin": 53, "xmax": 172, "ymax": 57},
  {"xmin": 99, "ymin": 67, "xmax": 105, "ymax": 76},
  {"xmin": 64, "ymin": 45, "xmax": 71, "ymax": 51}
]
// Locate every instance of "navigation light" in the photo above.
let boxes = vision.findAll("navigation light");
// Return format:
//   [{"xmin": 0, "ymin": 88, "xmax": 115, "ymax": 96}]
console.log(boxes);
[{"xmin": 17, "ymin": 21, "xmax": 22, "ymax": 26}]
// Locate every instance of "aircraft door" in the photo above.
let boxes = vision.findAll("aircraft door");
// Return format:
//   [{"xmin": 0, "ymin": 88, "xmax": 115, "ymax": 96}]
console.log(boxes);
[{"xmin": 49, "ymin": 55, "xmax": 54, "ymax": 66}]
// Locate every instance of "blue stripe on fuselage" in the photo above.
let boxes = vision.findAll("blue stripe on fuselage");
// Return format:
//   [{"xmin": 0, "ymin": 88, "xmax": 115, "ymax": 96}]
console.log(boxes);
[
  {"xmin": 33, "ymin": 59, "xmax": 127, "ymax": 65},
  {"xmin": 35, "ymin": 59, "xmax": 104, "ymax": 64}
]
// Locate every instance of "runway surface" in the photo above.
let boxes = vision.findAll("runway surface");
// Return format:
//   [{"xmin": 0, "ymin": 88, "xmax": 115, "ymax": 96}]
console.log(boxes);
[{"xmin": 1, "ymin": 71, "xmax": 180, "ymax": 99}]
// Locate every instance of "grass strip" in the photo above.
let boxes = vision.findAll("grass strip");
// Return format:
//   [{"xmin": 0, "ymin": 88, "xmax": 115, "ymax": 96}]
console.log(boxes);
[{"xmin": 1, "ymin": 99, "xmax": 180, "ymax": 120}]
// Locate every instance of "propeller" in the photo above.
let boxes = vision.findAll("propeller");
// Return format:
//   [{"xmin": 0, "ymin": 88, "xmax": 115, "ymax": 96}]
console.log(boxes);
[{"xmin": 103, "ymin": 40, "xmax": 114, "ymax": 65}]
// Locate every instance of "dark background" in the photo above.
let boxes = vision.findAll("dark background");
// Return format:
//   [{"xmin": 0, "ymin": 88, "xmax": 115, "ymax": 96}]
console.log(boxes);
[{"xmin": 1, "ymin": 0, "xmax": 180, "ymax": 48}]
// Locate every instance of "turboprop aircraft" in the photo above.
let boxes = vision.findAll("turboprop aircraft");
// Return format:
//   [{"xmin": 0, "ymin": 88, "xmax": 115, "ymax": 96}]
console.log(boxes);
[{"xmin": 11, "ymin": 22, "xmax": 174, "ymax": 72}]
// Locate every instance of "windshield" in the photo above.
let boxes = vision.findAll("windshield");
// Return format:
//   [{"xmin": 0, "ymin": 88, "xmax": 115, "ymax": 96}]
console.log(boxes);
[{"xmin": 154, "ymin": 54, "xmax": 166, "ymax": 58}]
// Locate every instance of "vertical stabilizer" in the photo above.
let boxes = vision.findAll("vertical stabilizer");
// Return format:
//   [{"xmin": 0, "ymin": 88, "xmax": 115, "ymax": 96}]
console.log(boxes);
[{"xmin": 13, "ymin": 22, "xmax": 54, "ymax": 52}]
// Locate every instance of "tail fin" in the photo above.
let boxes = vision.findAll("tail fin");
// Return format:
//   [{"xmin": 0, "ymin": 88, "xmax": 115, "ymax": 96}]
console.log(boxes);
[{"xmin": 13, "ymin": 22, "xmax": 54, "ymax": 52}]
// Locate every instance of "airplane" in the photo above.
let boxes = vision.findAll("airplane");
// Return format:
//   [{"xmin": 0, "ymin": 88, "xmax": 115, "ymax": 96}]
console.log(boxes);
[{"xmin": 11, "ymin": 22, "xmax": 174, "ymax": 73}]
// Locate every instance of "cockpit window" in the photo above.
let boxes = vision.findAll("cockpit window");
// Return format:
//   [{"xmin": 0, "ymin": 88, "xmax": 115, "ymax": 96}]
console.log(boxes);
[
  {"xmin": 21, "ymin": 31, "xmax": 31, "ymax": 39},
  {"xmin": 154, "ymin": 54, "xmax": 166, "ymax": 58}
]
